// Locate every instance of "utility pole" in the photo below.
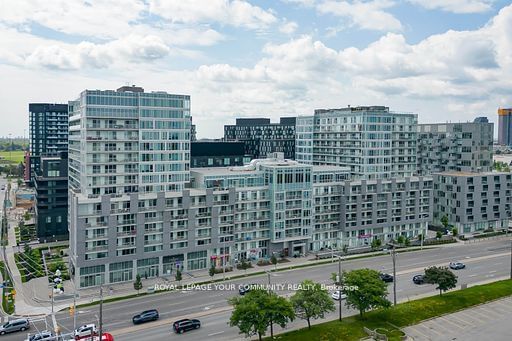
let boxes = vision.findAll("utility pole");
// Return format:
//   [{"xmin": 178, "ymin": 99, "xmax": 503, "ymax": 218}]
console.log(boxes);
[
  {"xmin": 392, "ymin": 245, "xmax": 397, "ymax": 306},
  {"xmin": 99, "ymin": 284, "xmax": 103, "ymax": 341},
  {"xmin": 336, "ymin": 255, "xmax": 343, "ymax": 321},
  {"xmin": 222, "ymin": 237, "xmax": 226, "ymax": 281},
  {"xmin": 73, "ymin": 291, "xmax": 77, "ymax": 331}
]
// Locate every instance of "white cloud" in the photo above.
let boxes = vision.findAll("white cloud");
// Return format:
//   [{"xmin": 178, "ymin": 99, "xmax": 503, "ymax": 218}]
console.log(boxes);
[
  {"xmin": 408, "ymin": 0, "xmax": 495, "ymax": 14},
  {"xmin": 316, "ymin": 0, "xmax": 402, "ymax": 32},
  {"xmin": 148, "ymin": 0, "xmax": 277, "ymax": 30},
  {"xmin": 279, "ymin": 21, "xmax": 299, "ymax": 34}
]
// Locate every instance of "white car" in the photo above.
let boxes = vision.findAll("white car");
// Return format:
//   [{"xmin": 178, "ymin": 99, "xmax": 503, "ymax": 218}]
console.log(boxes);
[
  {"xmin": 331, "ymin": 290, "xmax": 347, "ymax": 301},
  {"xmin": 26, "ymin": 330, "xmax": 56, "ymax": 341},
  {"xmin": 74, "ymin": 324, "xmax": 97, "ymax": 338}
]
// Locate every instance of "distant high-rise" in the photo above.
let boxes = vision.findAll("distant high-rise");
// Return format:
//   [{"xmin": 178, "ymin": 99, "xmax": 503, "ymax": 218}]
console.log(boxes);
[
  {"xmin": 28, "ymin": 103, "xmax": 68, "ymax": 184},
  {"xmin": 498, "ymin": 108, "xmax": 512, "ymax": 146},
  {"xmin": 417, "ymin": 120, "xmax": 493, "ymax": 175},
  {"xmin": 296, "ymin": 106, "xmax": 417, "ymax": 179},
  {"xmin": 224, "ymin": 117, "xmax": 296, "ymax": 159}
]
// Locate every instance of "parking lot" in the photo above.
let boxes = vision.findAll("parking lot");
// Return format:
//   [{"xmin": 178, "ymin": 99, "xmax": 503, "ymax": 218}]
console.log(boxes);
[{"xmin": 404, "ymin": 296, "xmax": 512, "ymax": 340}]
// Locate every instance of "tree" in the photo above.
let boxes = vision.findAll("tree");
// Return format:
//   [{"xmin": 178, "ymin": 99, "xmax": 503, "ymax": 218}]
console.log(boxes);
[
  {"xmin": 371, "ymin": 238, "xmax": 381, "ymax": 250},
  {"xmin": 423, "ymin": 266, "xmax": 457, "ymax": 296},
  {"xmin": 290, "ymin": 280, "xmax": 335, "ymax": 329},
  {"xmin": 240, "ymin": 259, "xmax": 249, "ymax": 275},
  {"xmin": 451, "ymin": 228, "xmax": 458, "ymax": 237},
  {"xmin": 343, "ymin": 268, "xmax": 391, "ymax": 319},
  {"xmin": 175, "ymin": 269, "xmax": 182, "ymax": 285},
  {"xmin": 209, "ymin": 265, "xmax": 216, "ymax": 281},
  {"xmin": 404, "ymin": 237, "xmax": 411, "ymax": 247},
  {"xmin": 396, "ymin": 235, "xmax": 405, "ymax": 246},
  {"xmin": 417, "ymin": 234, "xmax": 424, "ymax": 242},
  {"xmin": 133, "ymin": 274, "xmax": 143, "ymax": 295},
  {"xmin": 436, "ymin": 231, "xmax": 443, "ymax": 240},
  {"xmin": 342, "ymin": 244, "xmax": 349, "ymax": 255},
  {"xmin": 270, "ymin": 254, "xmax": 278, "ymax": 270},
  {"xmin": 441, "ymin": 215, "xmax": 449, "ymax": 229},
  {"xmin": 229, "ymin": 289, "xmax": 294, "ymax": 341}
]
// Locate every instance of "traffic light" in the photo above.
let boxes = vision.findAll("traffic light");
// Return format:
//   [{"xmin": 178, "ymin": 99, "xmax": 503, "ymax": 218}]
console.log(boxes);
[{"xmin": 69, "ymin": 304, "xmax": 75, "ymax": 316}]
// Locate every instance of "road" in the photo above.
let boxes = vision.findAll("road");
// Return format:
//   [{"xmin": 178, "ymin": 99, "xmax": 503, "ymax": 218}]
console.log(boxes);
[{"xmin": 5, "ymin": 237, "xmax": 509, "ymax": 341}]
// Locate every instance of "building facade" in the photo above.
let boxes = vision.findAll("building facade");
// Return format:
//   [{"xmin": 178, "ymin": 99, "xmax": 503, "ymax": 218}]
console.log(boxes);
[
  {"xmin": 191, "ymin": 141, "xmax": 252, "ymax": 168},
  {"xmin": 296, "ymin": 106, "xmax": 417, "ymax": 180},
  {"xmin": 34, "ymin": 153, "xmax": 68, "ymax": 241},
  {"xmin": 433, "ymin": 172, "xmax": 511, "ymax": 235},
  {"xmin": 29, "ymin": 103, "xmax": 68, "ymax": 184},
  {"xmin": 498, "ymin": 108, "xmax": 512, "ymax": 146},
  {"xmin": 68, "ymin": 86, "xmax": 191, "ymax": 288},
  {"xmin": 71, "ymin": 150, "xmax": 432, "ymax": 288},
  {"xmin": 224, "ymin": 117, "xmax": 296, "ymax": 159},
  {"xmin": 417, "ymin": 120, "xmax": 493, "ymax": 175}
]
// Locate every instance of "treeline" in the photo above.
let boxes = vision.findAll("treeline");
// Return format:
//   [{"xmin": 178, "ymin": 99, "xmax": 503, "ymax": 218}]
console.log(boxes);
[{"xmin": 0, "ymin": 139, "xmax": 29, "ymax": 151}]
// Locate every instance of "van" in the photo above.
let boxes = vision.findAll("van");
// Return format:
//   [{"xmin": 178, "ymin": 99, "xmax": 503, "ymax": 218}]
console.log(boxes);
[{"xmin": 0, "ymin": 318, "xmax": 30, "ymax": 335}]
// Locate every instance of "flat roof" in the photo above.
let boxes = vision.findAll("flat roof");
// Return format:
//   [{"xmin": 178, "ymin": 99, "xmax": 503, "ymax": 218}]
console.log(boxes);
[
  {"xmin": 191, "ymin": 167, "xmax": 260, "ymax": 176},
  {"xmin": 434, "ymin": 171, "xmax": 509, "ymax": 177}
]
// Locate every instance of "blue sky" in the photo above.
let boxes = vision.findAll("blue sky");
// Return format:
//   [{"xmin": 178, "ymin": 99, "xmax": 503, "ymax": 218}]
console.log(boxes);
[{"xmin": 0, "ymin": 0, "xmax": 511, "ymax": 138}]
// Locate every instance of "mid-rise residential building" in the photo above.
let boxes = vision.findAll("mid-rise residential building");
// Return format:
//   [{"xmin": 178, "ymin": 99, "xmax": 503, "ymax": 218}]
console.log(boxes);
[
  {"xmin": 296, "ymin": 106, "xmax": 417, "ymax": 179},
  {"xmin": 28, "ymin": 103, "xmax": 68, "ymax": 184},
  {"xmin": 68, "ymin": 85, "xmax": 191, "ymax": 288},
  {"xmin": 224, "ymin": 117, "xmax": 296, "ymax": 159},
  {"xmin": 498, "ymin": 108, "xmax": 512, "ymax": 146},
  {"xmin": 71, "ymin": 149, "xmax": 432, "ymax": 288},
  {"xmin": 34, "ymin": 153, "xmax": 68, "ymax": 241},
  {"xmin": 191, "ymin": 141, "xmax": 252, "ymax": 168},
  {"xmin": 433, "ymin": 172, "xmax": 511, "ymax": 235},
  {"xmin": 417, "ymin": 119, "xmax": 493, "ymax": 175}
]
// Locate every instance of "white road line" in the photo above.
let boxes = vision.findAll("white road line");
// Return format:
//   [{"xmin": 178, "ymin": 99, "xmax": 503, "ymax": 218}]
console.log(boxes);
[{"xmin": 208, "ymin": 331, "xmax": 225, "ymax": 336}]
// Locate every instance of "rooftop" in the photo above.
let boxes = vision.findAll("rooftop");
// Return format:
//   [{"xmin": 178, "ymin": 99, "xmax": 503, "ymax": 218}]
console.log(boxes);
[{"xmin": 434, "ymin": 171, "xmax": 509, "ymax": 177}]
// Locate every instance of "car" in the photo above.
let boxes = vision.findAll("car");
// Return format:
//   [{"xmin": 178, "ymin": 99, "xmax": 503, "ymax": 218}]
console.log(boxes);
[
  {"xmin": 379, "ymin": 273, "xmax": 394, "ymax": 283},
  {"xmin": 0, "ymin": 318, "xmax": 30, "ymax": 335},
  {"xmin": 132, "ymin": 309, "xmax": 159, "ymax": 324},
  {"xmin": 173, "ymin": 319, "xmax": 201, "ymax": 334},
  {"xmin": 74, "ymin": 324, "xmax": 97, "ymax": 339},
  {"xmin": 331, "ymin": 290, "xmax": 347, "ymax": 301},
  {"xmin": 26, "ymin": 330, "xmax": 56, "ymax": 341},
  {"xmin": 238, "ymin": 284, "xmax": 256, "ymax": 295},
  {"xmin": 412, "ymin": 274, "xmax": 425, "ymax": 284},
  {"xmin": 449, "ymin": 262, "xmax": 466, "ymax": 270}
]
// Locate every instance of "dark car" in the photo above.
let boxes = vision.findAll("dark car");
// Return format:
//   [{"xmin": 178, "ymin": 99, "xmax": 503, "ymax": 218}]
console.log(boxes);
[
  {"xmin": 449, "ymin": 262, "xmax": 466, "ymax": 270},
  {"xmin": 238, "ymin": 284, "xmax": 256, "ymax": 295},
  {"xmin": 412, "ymin": 274, "xmax": 425, "ymax": 284},
  {"xmin": 379, "ymin": 273, "xmax": 394, "ymax": 283},
  {"xmin": 173, "ymin": 319, "xmax": 201, "ymax": 334},
  {"xmin": 132, "ymin": 309, "xmax": 159, "ymax": 324}
]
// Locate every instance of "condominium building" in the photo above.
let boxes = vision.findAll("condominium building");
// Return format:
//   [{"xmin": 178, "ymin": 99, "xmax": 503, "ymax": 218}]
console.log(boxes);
[
  {"xmin": 417, "ymin": 119, "xmax": 493, "ymax": 175},
  {"xmin": 28, "ymin": 103, "xmax": 68, "ymax": 184},
  {"xmin": 224, "ymin": 117, "xmax": 296, "ymax": 159},
  {"xmin": 433, "ymin": 172, "xmax": 511, "ymax": 235},
  {"xmin": 71, "ymin": 150, "xmax": 432, "ymax": 288},
  {"xmin": 191, "ymin": 141, "xmax": 252, "ymax": 168},
  {"xmin": 296, "ymin": 106, "xmax": 417, "ymax": 179},
  {"xmin": 498, "ymin": 108, "xmax": 512, "ymax": 146},
  {"xmin": 68, "ymin": 85, "xmax": 191, "ymax": 287}
]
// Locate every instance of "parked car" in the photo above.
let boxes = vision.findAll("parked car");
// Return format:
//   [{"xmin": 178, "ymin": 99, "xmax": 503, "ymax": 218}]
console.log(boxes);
[
  {"xmin": 132, "ymin": 309, "xmax": 159, "ymax": 324},
  {"xmin": 379, "ymin": 273, "xmax": 394, "ymax": 283},
  {"xmin": 238, "ymin": 284, "xmax": 256, "ymax": 295},
  {"xmin": 74, "ymin": 324, "xmax": 97, "ymax": 339},
  {"xmin": 331, "ymin": 290, "xmax": 347, "ymax": 301},
  {"xmin": 449, "ymin": 262, "xmax": 466, "ymax": 270},
  {"xmin": 173, "ymin": 319, "xmax": 201, "ymax": 334},
  {"xmin": 0, "ymin": 318, "xmax": 30, "ymax": 335},
  {"xmin": 412, "ymin": 274, "xmax": 425, "ymax": 284},
  {"xmin": 26, "ymin": 331, "xmax": 56, "ymax": 341}
]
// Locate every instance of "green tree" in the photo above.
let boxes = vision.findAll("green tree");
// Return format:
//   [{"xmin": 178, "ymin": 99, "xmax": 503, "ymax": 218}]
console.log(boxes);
[
  {"xmin": 404, "ymin": 237, "xmax": 411, "ymax": 247},
  {"xmin": 229, "ymin": 289, "xmax": 294, "ymax": 341},
  {"xmin": 423, "ymin": 266, "xmax": 458, "ymax": 296},
  {"xmin": 239, "ymin": 259, "xmax": 249, "ymax": 275},
  {"xmin": 451, "ymin": 228, "xmax": 458, "ymax": 237},
  {"xmin": 290, "ymin": 280, "xmax": 335, "ymax": 329},
  {"xmin": 417, "ymin": 234, "xmax": 424, "ymax": 242},
  {"xmin": 175, "ymin": 269, "xmax": 182, "ymax": 285},
  {"xmin": 343, "ymin": 268, "xmax": 391, "ymax": 319},
  {"xmin": 209, "ymin": 265, "xmax": 216, "ymax": 281},
  {"xmin": 23, "ymin": 212, "xmax": 30, "ymax": 221},
  {"xmin": 270, "ymin": 254, "xmax": 278, "ymax": 270},
  {"xmin": 441, "ymin": 215, "xmax": 449, "ymax": 229},
  {"xmin": 133, "ymin": 274, "xmax": 143, "ymax": 295},
  {"xmin": 396, "ymin": 235, "xmax": 405, "ymax": 246},
  {"xmin": 436, "ymin": 231, "xmax": 443, "ymax": 240},
  {"xmin": 342, "ymin": 244, "xmax": 349, "ymax": 255},
  {"xmin": 371, "ymin": 238, "xmax": 381, "ymax": 250}
]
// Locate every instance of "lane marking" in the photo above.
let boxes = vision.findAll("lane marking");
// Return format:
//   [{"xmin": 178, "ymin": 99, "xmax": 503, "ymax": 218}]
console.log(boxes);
[{"xmin": 208, "ymin": 331, "xmax": 225, "ymax": 336}]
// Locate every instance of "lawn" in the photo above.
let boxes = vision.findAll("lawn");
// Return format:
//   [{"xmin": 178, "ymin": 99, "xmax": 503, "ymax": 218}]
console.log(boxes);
[
  {"xmin": 0, "ymin": 150, "xmax": 25, "ymax": 164},
  {"xmin": 272, "ymin": 279, "xmax": 512, "ymax": 341},
  {"xmin": 0, "ymin": 261, "xmax": 15, "ymax": 314}
]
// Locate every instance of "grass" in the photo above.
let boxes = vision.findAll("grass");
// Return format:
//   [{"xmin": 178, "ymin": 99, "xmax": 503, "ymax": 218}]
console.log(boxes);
[
  {"xmin": 272, "ymin": 279, "xmax": 512, "ymax": 341},
  {"xmin": 0, "ymin": 150, "xmax": 24, "ymax": 164},
  {"xmin": 0, "ymin": 261, "xmax": 15, "ymax": 314}
]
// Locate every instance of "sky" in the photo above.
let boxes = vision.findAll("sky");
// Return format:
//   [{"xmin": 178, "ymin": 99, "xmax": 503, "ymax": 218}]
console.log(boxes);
[{"xmin": 0, "ymin": 0, "xmax": 511, "ymax": 139}]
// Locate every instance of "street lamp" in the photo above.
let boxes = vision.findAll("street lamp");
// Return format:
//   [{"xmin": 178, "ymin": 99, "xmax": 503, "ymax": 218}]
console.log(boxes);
[
  {"xmin": 333, "ymin": 254, "xmax": 344, "ymax": 321},
  {"xmin": 386, "ymin": 242, "xmax": 398, "ymax": 306}
]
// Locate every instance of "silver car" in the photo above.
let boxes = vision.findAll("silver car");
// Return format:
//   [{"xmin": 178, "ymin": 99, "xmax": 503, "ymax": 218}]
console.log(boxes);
[
  {"xmin": 26, "ymin": 330, "xmax": 56, "ymax": 341},
  {"xmin": 0, "ymin": 318, "xmax": 30, "ymax": 335}
]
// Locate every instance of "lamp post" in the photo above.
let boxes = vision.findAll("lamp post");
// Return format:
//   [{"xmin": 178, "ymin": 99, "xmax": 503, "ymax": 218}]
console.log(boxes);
[
  {"xmin": 391, "ymin": 245, "xmax": 397, "ymax": 306},
  {"xmin": 334, "ymin": 254, "xmax": 343, "ymax": 322}
]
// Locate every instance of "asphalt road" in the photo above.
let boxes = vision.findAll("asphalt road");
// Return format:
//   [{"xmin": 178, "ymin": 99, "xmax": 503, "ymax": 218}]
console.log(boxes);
[{"xmin": 3, "ymin": 237, "xmax": 511, "ymax": 340}]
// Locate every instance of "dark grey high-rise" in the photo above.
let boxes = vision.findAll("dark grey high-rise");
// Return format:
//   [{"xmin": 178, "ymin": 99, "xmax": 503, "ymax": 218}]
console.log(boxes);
[
  {"xmin": 29, "ymin": 103, "xmax": 68, "ymax": 184},
  {"xmin": 224, "ymin": 117, "xmax": 296, "ymax": 159}
]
